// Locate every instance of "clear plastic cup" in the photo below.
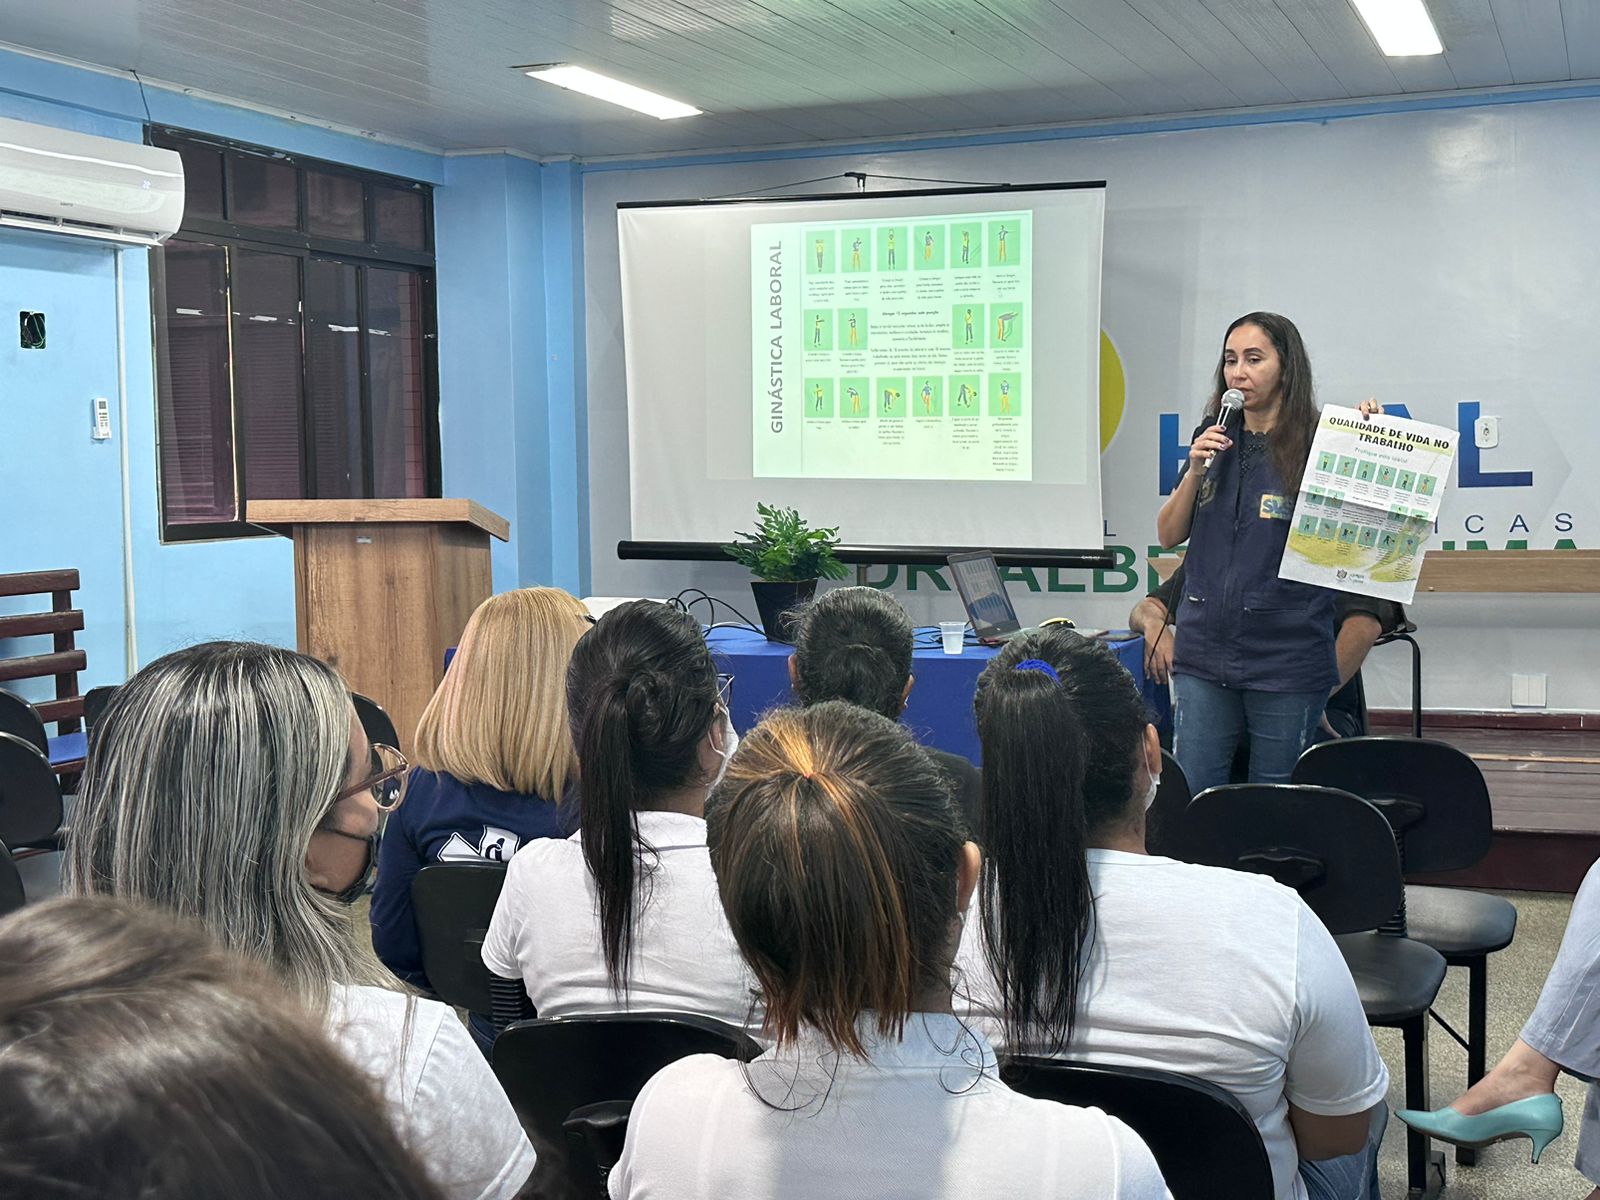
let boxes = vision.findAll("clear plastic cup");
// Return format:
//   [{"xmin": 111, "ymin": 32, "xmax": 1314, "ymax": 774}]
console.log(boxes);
[{"xmin": 939, "ymin": 621, "xmax": 966, "ymax": 655}]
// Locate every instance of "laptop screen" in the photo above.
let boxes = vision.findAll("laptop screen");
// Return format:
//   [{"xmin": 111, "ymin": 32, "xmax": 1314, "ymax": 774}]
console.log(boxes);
[{"xmin": 946, "ymin": 552, "xmax": 1021, "ymax": 640}]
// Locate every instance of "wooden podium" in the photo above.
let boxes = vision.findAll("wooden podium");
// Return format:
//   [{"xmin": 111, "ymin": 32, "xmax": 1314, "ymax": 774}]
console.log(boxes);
[{"xmin": 247, "ymin": 499, "xmax": 510, "ymax": 753}]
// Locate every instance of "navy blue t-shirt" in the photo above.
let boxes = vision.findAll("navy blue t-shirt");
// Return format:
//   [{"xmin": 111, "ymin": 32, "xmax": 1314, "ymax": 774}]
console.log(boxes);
[{"xmin": 371, "ymin": 767, "xmax": 567, "ymax": 991}]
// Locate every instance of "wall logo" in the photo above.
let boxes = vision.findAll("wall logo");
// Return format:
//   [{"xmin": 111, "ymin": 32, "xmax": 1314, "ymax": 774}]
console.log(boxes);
[{"xmin": 1099, "ymin": 330, "xmax": 1125, "ymax": 453}]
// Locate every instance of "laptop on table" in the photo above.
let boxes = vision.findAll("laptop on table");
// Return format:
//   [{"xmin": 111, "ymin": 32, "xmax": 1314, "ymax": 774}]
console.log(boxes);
[{"xmin": 946, "ymin": 551, "xmax": 1025, "ymax": 645}]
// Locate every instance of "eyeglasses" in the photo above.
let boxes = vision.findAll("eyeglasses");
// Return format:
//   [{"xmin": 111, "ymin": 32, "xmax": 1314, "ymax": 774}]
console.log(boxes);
[
  {"xmin": 335, "ymin": 743, "xmax": 409, "ymax": 812},
  {"xmin": 717, "ymin": 673, "xmax": 734, "ymax": 709}
]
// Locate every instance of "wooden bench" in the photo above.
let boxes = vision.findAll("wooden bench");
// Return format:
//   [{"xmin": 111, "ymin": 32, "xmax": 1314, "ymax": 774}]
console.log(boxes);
[{"xmin": 0, "ymin": 570, "xmax": 87, "ymax": 772}]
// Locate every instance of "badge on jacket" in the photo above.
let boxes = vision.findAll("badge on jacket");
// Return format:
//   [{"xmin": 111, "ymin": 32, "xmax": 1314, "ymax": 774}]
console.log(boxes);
[{"xmin": 1259, "ymin": 493, "xmax": 1291, "ymax": 520}]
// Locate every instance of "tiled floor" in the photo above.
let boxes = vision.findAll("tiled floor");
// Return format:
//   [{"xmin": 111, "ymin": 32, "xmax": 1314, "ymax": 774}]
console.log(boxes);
[{"xmin": 1373, "ymin": 887, "xmax": 1593, "ymax": 1199}]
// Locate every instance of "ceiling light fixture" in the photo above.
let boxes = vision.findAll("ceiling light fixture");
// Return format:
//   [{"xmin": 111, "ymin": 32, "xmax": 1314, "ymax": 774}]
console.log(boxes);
[
  {"xmin": 1350, "ymin": 0, "xmax": 1443, "ymax": 56},
  {"xmin": 518, "ymin": 64, "xmax": 702, "ymax": 120}
]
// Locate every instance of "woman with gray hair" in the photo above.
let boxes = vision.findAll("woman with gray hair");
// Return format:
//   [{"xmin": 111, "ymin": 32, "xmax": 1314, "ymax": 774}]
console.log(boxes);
[{"xmin": 66, "ymin": 641, "xmax": 536, "ymax": 1200}]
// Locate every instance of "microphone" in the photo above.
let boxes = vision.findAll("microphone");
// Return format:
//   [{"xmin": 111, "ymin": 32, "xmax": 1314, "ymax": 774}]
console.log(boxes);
[{"xmin": 1198, "ymin": 389, "xmax": 1245, "ymax": 476}]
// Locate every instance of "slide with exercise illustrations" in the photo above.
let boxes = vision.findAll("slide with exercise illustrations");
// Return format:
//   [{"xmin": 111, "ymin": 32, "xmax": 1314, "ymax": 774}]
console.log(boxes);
[
  {"xmin": 617, "ymin": 184, "xmax": 1103, "ymax": 551},
  {"xmin": 750, "ymin": 209, "xmax": 1032, "ymax": 481}
]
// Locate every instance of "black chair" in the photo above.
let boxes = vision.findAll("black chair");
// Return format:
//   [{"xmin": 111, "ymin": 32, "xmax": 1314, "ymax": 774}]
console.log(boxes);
[
  {"xmin": 351, "ymin": 692, "xmax": 400, "ymax": 750},
  {"xmin": 0, "ymin": 690, "xmax": 49, "ymax": 757},
  {"xmin": 0, "ymin": 841, "xmax": 25, "ymax": 917},
  {"xmin": 0, "ymin": 732, "xmax": 65, "ymax": 849},
  {"xmin": 493, "ymin": 1012, "xmax": 760, "ymax": 1200},
  {"xmin": 82, "ymin": 684, "xmax": 118, "ymax": 736},
  {"xmin": 1376, "ymin": 618, "xmax": 1423, "ymax": 737},
  {"xmin": 411, "ymin": 862, "xmax": 508, "ymax": 1015},
  {"xmin": 1294, "ymin": 736, "xmax": 1517, "ymax": 1167},
  {"xmin": 1144, "ymin": 748, "xmax": 1192, "ymax": 859},
  {"xmin": 1173, "ymin": 783, "xmax": 1448, "ymax": 1200},
  {"xmin": 1001, "ymin": 1058, "xmax": 1273, "ymax": 1200}
]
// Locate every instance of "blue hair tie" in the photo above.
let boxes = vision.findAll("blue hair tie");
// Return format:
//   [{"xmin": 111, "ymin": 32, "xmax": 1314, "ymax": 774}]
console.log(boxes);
[{"xmin": 1013, "ymin": 658, "xmax": 1060, "ymax": 683}]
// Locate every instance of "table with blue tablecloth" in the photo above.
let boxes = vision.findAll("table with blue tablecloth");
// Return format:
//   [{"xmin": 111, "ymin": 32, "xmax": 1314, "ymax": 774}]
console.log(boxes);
[{"xmin": 707, "ymin": 626, "xmax": 1164, "ymax": 765}]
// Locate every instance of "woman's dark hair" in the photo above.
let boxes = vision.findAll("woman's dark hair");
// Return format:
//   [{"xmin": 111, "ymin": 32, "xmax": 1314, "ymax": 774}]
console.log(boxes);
[
  {"xmin": 972, "ymin": 627, "xmax": 1150, "ymax": 1052},
  {"xmin": 0, "ymin": 897, "xmax": 444, "ymax": 1200},
  {"xmin": 792, "ymin": 586, "xmax": 914, "ymax": 719},
  {"xmin": 1207, "ymin": 310, "xmax": 1318, "ymax": 497},
  {"xmin": 705, "ymin": 701, "xmax": 963, "ymax": 1057},
  {"xmin": 566, "ymin": 600, "xmax": 722, "ymax": 992}
]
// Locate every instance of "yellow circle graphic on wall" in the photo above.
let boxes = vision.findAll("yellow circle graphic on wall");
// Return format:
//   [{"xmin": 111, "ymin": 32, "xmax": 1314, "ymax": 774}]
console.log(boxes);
[{"xmin": 1100, "ymin": 330, "xmax": 1125, "ymax": 454}]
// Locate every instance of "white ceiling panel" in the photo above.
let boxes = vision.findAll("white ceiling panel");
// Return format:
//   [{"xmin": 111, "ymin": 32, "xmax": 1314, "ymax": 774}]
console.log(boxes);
[
  {"xmin": 0, "ymin": 0, "xmax": 1593, "ymax": 159},
  {"xmin": 1489, "ymin": 0, "xmax": 1574, "ymax": 82}
]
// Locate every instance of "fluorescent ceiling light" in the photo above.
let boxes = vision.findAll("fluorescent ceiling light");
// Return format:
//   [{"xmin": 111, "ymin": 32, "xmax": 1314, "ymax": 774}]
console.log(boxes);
[
  {"xmin": 1350, "ymin": 0, "xmax": 1443, "ymax": 56},
  {"xmin": 520, "ymin": 64, "xmax": 702, "ymax": 120}
]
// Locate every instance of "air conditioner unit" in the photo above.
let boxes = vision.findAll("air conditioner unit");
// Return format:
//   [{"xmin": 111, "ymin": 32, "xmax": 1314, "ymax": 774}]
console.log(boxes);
[{"xmin": 0, "ymin": 115, "xmax": 184, "ymax": 247}]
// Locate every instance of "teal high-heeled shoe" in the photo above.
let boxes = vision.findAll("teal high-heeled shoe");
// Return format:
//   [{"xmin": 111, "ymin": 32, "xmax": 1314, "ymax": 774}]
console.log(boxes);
[{"xmin": 1396, "ymin": 1094, "xmax": 1564, "ymax": 1163}]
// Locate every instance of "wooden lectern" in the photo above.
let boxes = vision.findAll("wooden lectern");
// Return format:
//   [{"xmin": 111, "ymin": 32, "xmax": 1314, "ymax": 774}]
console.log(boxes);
[{"xmin": 247, "ymin": 499, "xmax": 510, "ymax": 754}]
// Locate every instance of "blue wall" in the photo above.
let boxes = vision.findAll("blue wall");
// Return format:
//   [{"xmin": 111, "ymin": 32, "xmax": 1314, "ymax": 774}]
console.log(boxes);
[{"xmin": 0, "ymin": 46, "xmax": 588, "ymax": 694}]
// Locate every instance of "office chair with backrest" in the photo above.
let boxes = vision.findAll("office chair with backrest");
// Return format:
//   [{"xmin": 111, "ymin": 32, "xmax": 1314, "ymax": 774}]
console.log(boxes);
[
  {"xmin": 82, "ymin": 684, "xmax": 118, "ymax": 735},
  {"xmin": 410, "ymin": 862, "xmax": 508, "ymax": 1014},
  {"xmin": 1293, "ymin": 736, "xmax": 1516, "ymax": 1167},
  {"xmin": 0, "ymin": 841, "xmax": 25, "ymax": 917},
  {"xmin": 1001, "ymin": 1058, "xmax": 1273, "ymax": 1200},
  {"xmin": 1375, "ymin": 618, "xmax": 1423, "ymax": 737},
  {"xmin": 0, "ymin": 691, "xmax": 49, "ymax": 757},
  {"xmin": 351, "ymin": 692, "xmax": 401, "ymax": 751},
  {"xmin": 1170, "ymin": 783, "xmax": 1449, "ymax": 1200},
  {"xmin": 0, "ymin": 732, "xmax": 65, "ymax": 851},
  {"xmin": 493, "ymin": 1012, "xmax": 761, "ymax": 1200},
  {"xmin": 1144, "ymin": 749, "xmax": 1192, "ymax": 859}
]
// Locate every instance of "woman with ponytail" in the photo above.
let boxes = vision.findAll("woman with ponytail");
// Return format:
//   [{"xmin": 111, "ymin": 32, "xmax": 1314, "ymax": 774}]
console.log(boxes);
[
  {"xmin": 482, "ymin": 601, "xmax": 754, "ymax": 1031},
  {"xmin": 610, "ymin": 702, "xmax": 1168, "ymax": 1200},
  {"xmin": 960, "ymin": 627, "xmax": 1389, "ymax": 1200}
]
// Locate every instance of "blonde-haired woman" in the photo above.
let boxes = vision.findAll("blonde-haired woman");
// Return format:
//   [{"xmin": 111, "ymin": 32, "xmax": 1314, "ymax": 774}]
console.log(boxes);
[{"xmin": 372, "ymin": 587, "xmax": 589, "ymax": 1039}]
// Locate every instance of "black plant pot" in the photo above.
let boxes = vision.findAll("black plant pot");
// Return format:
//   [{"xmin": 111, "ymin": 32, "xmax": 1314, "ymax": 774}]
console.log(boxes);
[{"xmin": 750, "ymin": 579, "xmax": 818, "ymax": 643}]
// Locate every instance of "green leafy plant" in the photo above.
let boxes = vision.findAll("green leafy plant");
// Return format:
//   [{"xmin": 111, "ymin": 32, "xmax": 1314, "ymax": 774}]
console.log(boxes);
[{"xmin": 722, "ymin": 503, "xmax": 849, "ymax": 583}]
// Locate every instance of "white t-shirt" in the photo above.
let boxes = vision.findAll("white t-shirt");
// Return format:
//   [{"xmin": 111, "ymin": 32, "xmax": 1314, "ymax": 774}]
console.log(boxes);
[
  {"xmin": 956, "ymin": 850, "xmax": 1388, "ymax": 1200},
  {"xmin": 608, "ymin": 1013, "xmax": 1170, "ymax": 1200},
  {"xmin": 327, "ymin": 984, "xmax": 537, "ymax": 1200},
  {"xmin": 481, "ymin": 811, "xmax": 759, "ymax": 1032}
]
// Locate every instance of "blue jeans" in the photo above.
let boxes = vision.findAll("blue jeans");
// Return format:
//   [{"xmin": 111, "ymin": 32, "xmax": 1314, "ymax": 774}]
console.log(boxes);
[
  {"xmin": 1299, "ymin": 1103, "xmax": 1387, "ymax": 1200},
  {"xmin": 1172, "ymin": 673, "xmax": 1325, "ymax": 797}
]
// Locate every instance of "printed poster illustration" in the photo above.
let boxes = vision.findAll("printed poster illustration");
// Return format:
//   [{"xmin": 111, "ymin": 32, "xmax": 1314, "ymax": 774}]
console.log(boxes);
[{"xmin": 1279, "ymin": 405, "xmax": 1458, "ymax": 603}]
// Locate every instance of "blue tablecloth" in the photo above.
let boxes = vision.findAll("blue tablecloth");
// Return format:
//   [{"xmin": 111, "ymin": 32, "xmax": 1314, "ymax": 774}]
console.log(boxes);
[
  {"xmin": 47, "ymin": 731, "xmax": 86, "ymax": 768},
  {"xmin": 707, "ymin": 626, "xmax": 1160, "ymax": 765}
]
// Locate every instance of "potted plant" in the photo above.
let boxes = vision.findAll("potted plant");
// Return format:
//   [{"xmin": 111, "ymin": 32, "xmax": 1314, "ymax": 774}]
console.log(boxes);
[{"xmin": 722, "ymin": 503, "xmax": 849, "ymax": 642}]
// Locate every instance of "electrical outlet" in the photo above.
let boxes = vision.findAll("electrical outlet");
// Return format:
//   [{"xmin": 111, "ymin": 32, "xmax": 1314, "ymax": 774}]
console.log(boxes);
[
  {"xmin": 1511, "ymin": 673, "xmax": 1547, "ymax": 708},
  {"xmin": 19, "ymin": 311, "xmax": 45, "ymax": 349},
  {"xmin": 1474, "ymin": 415, "xmax": 1500, "ymax": 449}
]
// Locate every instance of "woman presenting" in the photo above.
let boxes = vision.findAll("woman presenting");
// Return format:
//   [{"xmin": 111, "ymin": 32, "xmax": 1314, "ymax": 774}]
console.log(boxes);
[{"xmin": 1156, "ymin": 311, "xmax": 1378, "ymax": 794}]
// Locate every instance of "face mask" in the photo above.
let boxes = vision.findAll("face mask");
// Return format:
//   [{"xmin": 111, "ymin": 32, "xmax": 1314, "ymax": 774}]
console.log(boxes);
[
  {"xmin": 314, "ymin": 828, "xmax": 378, "ymax": 905},
  {"xmin": 708, "ymin": 709, "xmax": 739, "ymax": 791},
  {"xmin": 1140, "ymin": 767, "xmax": 1160, "ymax": 814}
]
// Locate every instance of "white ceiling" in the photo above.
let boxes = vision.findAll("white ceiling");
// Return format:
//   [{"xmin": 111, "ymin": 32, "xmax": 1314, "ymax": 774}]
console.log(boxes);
[{"xmin": 2, "ymin": 0, "xmax": 1596, "ymax": 159}]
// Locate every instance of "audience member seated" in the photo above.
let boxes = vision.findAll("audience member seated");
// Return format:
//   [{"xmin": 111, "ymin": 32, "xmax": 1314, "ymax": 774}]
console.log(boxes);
[
  {"xmin": 482, "ymin": 600, "xmax": 755, "ymax": 1031},
  {"xmin": 65, "ymin": 642, "xmax": 536, "ymax": 1200},
  {"xmin": 1129, "ymin": 562, "xmax": 1405, "ymax": 741},
  {"xmin": 790, "ymin": 585, "xmax": 982, "ymax": 836},
  {"xmin": 372, "ymin": 587, "xmax": 589, "ymax": 1041},
  {"xmin": 1398, "ymin": 858, "xmax": 1600, "ymax": 1187},
  {"xmin": 610, "ymin": 701, "xmax": 1169, "ymax": 1199},
  {"xmin": 0, "ymin": 896, "xmax": 446, "ymax": 1200},
  {"xmin": 957, "ymin": 629, "xmax": 1388, "ymax": 1200}
]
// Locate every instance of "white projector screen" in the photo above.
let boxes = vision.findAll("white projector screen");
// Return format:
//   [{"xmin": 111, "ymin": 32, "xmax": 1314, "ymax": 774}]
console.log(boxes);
[{"xmin": 618, "ymin": 183, "xmax": 1105, "ymax": 552}]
